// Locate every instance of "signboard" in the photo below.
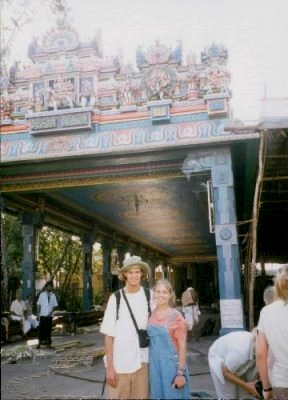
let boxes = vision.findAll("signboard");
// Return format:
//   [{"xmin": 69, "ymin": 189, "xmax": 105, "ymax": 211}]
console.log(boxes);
[
  {"xmin": 220, "ymin": 299, "xmax": 244, "ymax": 328},
  {"xmin": 29, "ymin": 111, "xmax": 92, "ymax": 134}
]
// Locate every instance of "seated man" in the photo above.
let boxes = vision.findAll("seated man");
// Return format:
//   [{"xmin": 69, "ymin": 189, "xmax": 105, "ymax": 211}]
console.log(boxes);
[
  {"xmin": 10, "ymin": 290, "xmax": 31, "ymax": 336},
  {"xmin": 25, "ymin": 294, "xmax": 39, "ymax": 330}
]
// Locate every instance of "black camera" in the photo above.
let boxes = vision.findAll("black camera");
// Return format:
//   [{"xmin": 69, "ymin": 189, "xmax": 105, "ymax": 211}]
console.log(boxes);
[
  {"xmin": 138, "ymin": 329, "xmax": 150, "ymax": 348},
  {"xmin": 255, "ymin": 381, "xmax": 263, "ymax": 398}
]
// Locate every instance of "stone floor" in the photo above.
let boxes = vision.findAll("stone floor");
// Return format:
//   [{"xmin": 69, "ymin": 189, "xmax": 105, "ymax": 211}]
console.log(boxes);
[{"xmin": 1, "ymin": 326, "xmax": 218, "ymax": 399}]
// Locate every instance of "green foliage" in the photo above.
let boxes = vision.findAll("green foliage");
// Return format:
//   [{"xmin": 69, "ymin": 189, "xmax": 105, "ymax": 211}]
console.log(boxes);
[
  {"xmin": 2, "ymin": 214, "xmax": 23, "ymax": 274},
  {"xmin": 1, "ymin": 214, "xmax": 104, "ymax": 312},
  {"xmin": 38, "ymin": 227, "xmax": 82, "ymax": 277},
  {"xmin": 1, "ymin": 214, "xmax": 23, "ymax": 308},
  {"xmin": 38, "ymin": 226, "xmax": 83, "ymax": 310},
  {"xmin": 54, "ymin": 287, "xmax": 82, "ymax": 312},
  {"xmin": 94, "ymin": 289, "xmax": 104, "ymax": 305}
]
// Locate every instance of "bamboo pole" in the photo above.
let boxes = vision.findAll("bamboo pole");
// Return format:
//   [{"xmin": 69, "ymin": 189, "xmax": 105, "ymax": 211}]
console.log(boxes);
[{"xmin": 248, "ymin": 132, "xmax": 266, "ymax": 330}]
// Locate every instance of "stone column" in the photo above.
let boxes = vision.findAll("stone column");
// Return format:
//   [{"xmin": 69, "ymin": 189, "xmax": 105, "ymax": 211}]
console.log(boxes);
[
  {"xmin": 116, "ymin": 244, "xmax": 127, "ymax": 268},
  {"xmin": 162, "ymin": 259, "xmax": 168, "ymax": 279},
  {"xmin": 82, "ymin": 234, "xmax": 94, "ymax": 311},
  {"xmin": 115, "ymin": 244, "xmax": 128, "ymax": 290},
  {"xmin": 182, "ymin": 147, "xmax": 245, "ymax": 334},
  {"xmin": 20, "ymin": 212, "xmax": 43, "ymax": 301},
  {"xmin": 101, "ymin": 239, "xmax": 112, "ymax": 290},
  {"xmin": 146, "ymin": 252, "xmax": 158, "ymax": 287}
]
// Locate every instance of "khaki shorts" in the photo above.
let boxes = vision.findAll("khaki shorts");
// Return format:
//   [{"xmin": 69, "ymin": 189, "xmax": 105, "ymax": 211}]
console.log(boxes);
[{"xmin": 106, "ymin": 362, "xmax": 148, "ymax": 400}]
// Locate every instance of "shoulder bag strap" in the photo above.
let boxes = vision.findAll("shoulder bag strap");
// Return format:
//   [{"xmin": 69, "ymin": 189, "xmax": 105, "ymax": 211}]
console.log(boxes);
[
  {"xmin": 114, "ymin": 290, "xmax": 121, "ymax": 320},
  {"xmin": 121, "ymin": 289, "xmax": 140, "ymax": 333},
  {"xmin": 143, "ymin": 287, "xmax": 151, "ymax": 316}
]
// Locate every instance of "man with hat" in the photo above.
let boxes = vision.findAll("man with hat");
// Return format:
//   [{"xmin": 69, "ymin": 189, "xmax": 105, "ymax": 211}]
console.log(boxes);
[{"xmin": 100, "ymin": 255, "xmax": 153, "ymax": 399}]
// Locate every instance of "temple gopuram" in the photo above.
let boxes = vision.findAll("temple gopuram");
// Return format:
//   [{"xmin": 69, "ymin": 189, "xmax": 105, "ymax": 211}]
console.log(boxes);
[{"xmin": 1, "ymin": 21, "xmax": 287, "ymax": 334}]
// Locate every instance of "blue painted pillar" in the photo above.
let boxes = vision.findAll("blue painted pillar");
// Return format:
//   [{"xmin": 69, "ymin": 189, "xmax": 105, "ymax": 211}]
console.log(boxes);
[
  {"xmin": 211, "ymin": 148, "xmax": 245, "ymax": 334},
  {"xmin": 82, "ymin": 235, "xmax": 94, "ymax": 311},
  {"xmin": 20, "ymin": 212, "xmax": 43, "ymax": 300},
  {"xmin": 101, "ymin": 239, "xmax": 112, "ymax": 290},
  {"xmin": 182, "ymin": 148, "xmax": 245, "ymax": 335}
]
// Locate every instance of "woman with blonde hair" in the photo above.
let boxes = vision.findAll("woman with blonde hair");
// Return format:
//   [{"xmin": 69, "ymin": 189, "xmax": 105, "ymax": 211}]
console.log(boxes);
[
  {"xmin": 147, "ymin": 279, "xmax": 191, "ymax": 399},
  {"xmin": 256, "ymin": 264, "xmax": 288, "ymax": 400}
]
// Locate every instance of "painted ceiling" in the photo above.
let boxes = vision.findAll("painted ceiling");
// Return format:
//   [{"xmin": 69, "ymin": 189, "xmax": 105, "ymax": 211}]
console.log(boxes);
[{"xmin": 50, "ymin": 173, "xmax": 216, "ymax": 260}]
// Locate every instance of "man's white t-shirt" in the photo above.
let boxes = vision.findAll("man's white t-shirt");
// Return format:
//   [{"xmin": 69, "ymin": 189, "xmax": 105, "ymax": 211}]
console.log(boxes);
[
  {"xmin": 100, "ymin": 287, "xmax": 152, "ymax": 373},
  {"xmin": 37, "ymin": 291, "xmax": 58, "ymax": 316},
  {"xmin": 258, "ymin": 300, "xmax": 288, "ymax": 387},
  {"xmin": 10, "ymin": 299, "xmax": 27, "ymax": 317},
  {"xmin": 208, "ymin": 331, "xmax": 257, "ymax": 384}
]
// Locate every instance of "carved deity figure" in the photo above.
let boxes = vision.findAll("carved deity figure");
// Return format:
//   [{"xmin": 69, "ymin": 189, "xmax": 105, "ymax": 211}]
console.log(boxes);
[
  {"xmin": 89, "ymin": 92, "xmax": 97, "ymax": 107},
  {"xmin": 33, "ymin": 93, "xmax": 42, "ymax": 112},
  {"xmin": 80, "ymin": 93, "xmax": 88, "ymax": 107},
  {"xmin": 47, "ymin": 91, "xmax": 57, "ymax": 111},
  {"xmin": 121, "ymin": 82, "xmax": 133, "ymax": 106},
  {"xmin": 200, "ymin": 63, "xmax": 230, "ymax": 94},
  {"xmin": 145, "ymin": 67, "xmax": 172, "ymax": 100},
  {"xmin": 0, "ymin": 96, "xmax": 14, "ymax": 119}
]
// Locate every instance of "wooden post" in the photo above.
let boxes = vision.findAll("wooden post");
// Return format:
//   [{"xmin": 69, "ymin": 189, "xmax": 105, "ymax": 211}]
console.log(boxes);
[{"xmin": 248, "ymin": 132, "xmax": 266, "ymax": 330}]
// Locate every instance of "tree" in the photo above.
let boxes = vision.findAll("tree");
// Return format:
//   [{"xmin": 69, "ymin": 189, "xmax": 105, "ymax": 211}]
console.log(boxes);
[
  {"xmin": 1, "ymin": 213, "xmax": 23, "ymax": 309},
  {"xmin": 1, "ymin": 210, "xmax": 103, "ymax": 312},
  {"xmin": 0, "ymin": 0, "xmax": 71, "ymax": 94},
  {"xmin": 38, "ymin": 226, "xmax": 84, "ymax": 311}
]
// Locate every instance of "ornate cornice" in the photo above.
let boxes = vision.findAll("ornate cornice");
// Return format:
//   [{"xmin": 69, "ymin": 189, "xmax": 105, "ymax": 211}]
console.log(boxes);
[{"xmin": 2, "ymin": 170, "xmax": 184, "ymax": 192}]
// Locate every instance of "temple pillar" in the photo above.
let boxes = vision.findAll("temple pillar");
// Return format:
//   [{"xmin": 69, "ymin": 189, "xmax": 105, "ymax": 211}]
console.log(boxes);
[
  {"xmin": 162, "ymin": 259, "xmax": 168, "ymax": 279},
  {"xmin": 20, "ymin": 212, "xmax": 43, "ymax": 300},
  {"xmin": 82, "ymin": 234, "xmax": 94, "ymax": 311},
  {"xmin": 182, "ymin": 147, "xmax": 245, "ymax": 335},
  {"xmin": 115, "ymin": 244, "xmax": 128, "ymax": 289},
  {"xmin": 116, "ymin": 244, "xmax": 127, "ymax": 269},
  {"xmin": 101, "ymin": 239, "xmax": 112, "ymax": 290},
  {"xmin": 146, "ymin": 252, "xmax": 159, "ymax": 287}
]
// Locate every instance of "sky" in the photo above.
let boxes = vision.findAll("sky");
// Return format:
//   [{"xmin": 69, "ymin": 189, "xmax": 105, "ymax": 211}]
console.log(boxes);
[{"xmin": 5, "ymin": 0, "xmax": 288, "ymax": 122}]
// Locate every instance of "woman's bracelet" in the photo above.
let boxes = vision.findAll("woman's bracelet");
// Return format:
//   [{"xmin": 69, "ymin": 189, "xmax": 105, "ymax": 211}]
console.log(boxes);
[
  {"xmin": 177, "ymin": 368, "xmax": 185, "ymax": 376},
  {"xmin": 263, "ymin": 387, "xmax": 272, "ymax": 392}
]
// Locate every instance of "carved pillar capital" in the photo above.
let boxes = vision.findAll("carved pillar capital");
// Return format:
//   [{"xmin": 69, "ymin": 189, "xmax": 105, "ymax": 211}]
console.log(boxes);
[
  {"xmin": 182, "ymin": 150, "xmax": 212, "ymax": 180},
  {"xmin": 19, "ymin": 211, "xmax": 44, "ymax": 228}
]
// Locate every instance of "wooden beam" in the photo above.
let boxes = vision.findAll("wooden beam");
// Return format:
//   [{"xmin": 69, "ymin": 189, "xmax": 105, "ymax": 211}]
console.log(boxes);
[{"xmin": 263, "ymin": 176, "xmax": 288, "ymax": 181}]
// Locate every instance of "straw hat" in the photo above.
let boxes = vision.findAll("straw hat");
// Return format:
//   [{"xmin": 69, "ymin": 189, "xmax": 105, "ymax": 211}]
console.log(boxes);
[{"xmin": 119, "ymin": 256, "xmax": 150, "ymax": 281}]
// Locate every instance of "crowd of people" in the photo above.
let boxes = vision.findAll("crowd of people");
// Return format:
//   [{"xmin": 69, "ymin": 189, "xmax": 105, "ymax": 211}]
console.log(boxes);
[
  {"xmin": 1, "ymin": 258, "xmax": 287, "ymax": 400},
  {"xmin": 2, "ymin": 280, "xmax": 58, "ymax": 348}
]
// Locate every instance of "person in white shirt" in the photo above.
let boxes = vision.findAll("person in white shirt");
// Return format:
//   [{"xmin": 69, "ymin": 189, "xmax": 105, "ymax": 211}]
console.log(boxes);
[
  {"xmin": 208, "ymin": 330, "xmax": 260, "ymax": 399},
  {"xmin": 25, "ymin": 294, "xmax": 39, "ymax": 329},
  {"xmin": 100, "ymin": 256, "xmax": 152, "ymax": 400},
  {"xmin": 36, "ymin": 280, "xmax": 58, "ymax": 348},
  {"xmin": 10, "ymin": 290, "xmax": 31, "ymax": 336},
  {"xmin": 257, "ymin": 265, "xmax": 288, "ymax": 400},
  {"xmin": 181, "ymin": 283, "xmax": 201, "ymax": 341}
]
